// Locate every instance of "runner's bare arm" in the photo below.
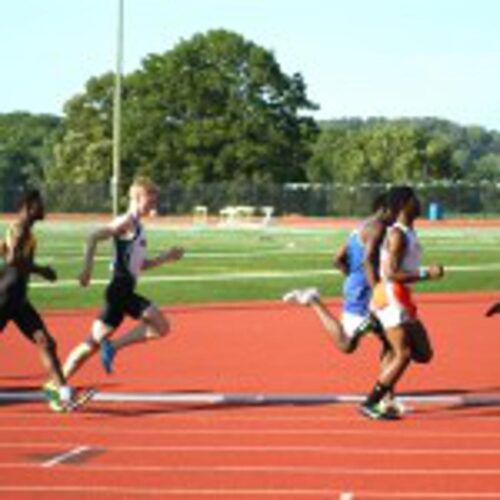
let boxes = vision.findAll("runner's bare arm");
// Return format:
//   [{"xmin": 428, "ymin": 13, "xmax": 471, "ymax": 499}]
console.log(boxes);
[
  {"xmin": 0, "ymin": 239, "xmax": 6, "ymax": 258},
  {"xmin": 79, "ymin": 215, "xmax": 133, "ymax": 286},
  {"xmin": 363, "ymin": 222, "xmax": 385, "ymax": 288},
  {"xmin": 142, "ymin": 246, "xmax": 184, "ymax": 271},
  {"xmin": 30, "ymin": 263, "xmax": 57, "ymax": 282},
  {"xmin": 333, "ymin": 243, "xmax": 349, "ymax": 275},
  {"xmin": 384, "ymin": 228, "xmax": 443, "ymax": 284},
  {"xmin": 4, "ymin": 222, "xmax": 31, "ymax": 267}
]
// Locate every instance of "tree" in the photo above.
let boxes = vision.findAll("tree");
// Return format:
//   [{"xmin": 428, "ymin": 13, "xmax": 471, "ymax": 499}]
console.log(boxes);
[
  {"xmin": 0, "ymin": 113, "xmax": 61, "ymax": 211},
  {"xmin": 307, "ymin": 118, "xmax": 462, "ymax": 184},
  {"xmin": 50, "ymin": 30, "xmax": 319, "ymax": 188},
  {"xmin": 470, "ymin": 153, "xmax": 500, "ymax": 181},
  {"xmin": 48, "ymin": 73, "xmax": 114, "ymax": 183}
]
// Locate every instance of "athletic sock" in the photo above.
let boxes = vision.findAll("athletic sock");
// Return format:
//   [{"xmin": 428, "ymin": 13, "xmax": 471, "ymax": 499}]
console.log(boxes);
[
  {"xmin": 364, "ymin": 382, "xmax": 392, "ymax": 407},
  {"xmin": 58, "ymin": 385, "xmax": 73, "ymax": 403}
]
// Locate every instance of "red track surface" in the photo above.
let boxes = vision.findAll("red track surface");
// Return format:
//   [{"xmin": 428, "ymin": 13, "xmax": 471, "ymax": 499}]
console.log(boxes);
[{"xmin": 1, "ymin": 293, "xmax": 500, "ymax": 499}]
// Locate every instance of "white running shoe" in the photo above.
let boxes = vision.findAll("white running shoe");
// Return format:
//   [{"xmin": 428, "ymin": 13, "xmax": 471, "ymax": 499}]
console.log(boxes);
[
  {"xmin": 379, "ymin": 396, "xmax": 407, "ymax": 417},
  {"xmin": 282, "ymin": 287, "xmax": 320, "ymax": 306}
]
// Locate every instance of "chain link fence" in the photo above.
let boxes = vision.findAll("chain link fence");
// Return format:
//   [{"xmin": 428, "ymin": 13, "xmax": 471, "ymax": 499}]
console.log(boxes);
[{"xmin": 0, "ymin": 181, "xmax": 499, "ymax": 217}]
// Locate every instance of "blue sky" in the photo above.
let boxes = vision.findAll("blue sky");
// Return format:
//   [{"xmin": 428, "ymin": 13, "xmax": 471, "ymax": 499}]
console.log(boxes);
[{"xmin": 2, "ymin": 0, "xmax": 499, "ymax": 130}]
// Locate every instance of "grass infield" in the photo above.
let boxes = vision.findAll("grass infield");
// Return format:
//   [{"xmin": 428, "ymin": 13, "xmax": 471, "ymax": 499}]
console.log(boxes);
[{"xmin": 1, "ymin": 220, "xmax": 499, "ymax": 310}]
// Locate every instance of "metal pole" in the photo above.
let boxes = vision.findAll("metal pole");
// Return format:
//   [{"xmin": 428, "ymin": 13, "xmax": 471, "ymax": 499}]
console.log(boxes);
[{"xmin": 112, "ymin": 0, "xmax": 124, "ymax": 216}]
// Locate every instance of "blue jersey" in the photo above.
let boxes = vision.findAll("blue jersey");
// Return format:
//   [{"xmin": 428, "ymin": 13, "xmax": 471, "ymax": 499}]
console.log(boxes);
[{"xmin": 342, "ymin": 226, "xmax": 372, "ymax": 316}]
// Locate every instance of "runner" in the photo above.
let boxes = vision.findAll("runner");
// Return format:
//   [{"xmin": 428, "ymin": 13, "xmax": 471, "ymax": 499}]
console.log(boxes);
[
  {"xmin": 361, "ymin": 186, "xmax": 444, "ymax": 420},
  {"xmin": 0, "ymin": 189, "xmax": 79, "ymax": 412},
  {"xmin": 485, "ymin": 302, "xmax": 500, "ymax": 317},
  {"xmin": 63, "ymin": 177, "xmax": 184, "ymax": 379},
  {"xmin": 283, "ymin": 193, "xmax": 395, "ymax": 354}
]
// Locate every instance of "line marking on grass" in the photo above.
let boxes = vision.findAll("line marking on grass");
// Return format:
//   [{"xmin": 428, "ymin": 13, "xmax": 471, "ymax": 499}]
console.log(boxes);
[{"xmin": 28, "ymin": 262, "xmax": 500, "ymax": 288}]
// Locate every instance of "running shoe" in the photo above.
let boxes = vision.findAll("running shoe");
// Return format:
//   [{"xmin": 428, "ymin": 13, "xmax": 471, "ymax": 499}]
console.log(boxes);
[
  {"xmin": 379, "ymin": 396, "xmax": 407, "ymax": 418},
  {"xmin": 65, "ymin": 387, "xmax": 97, "ymax": 411},
  {"xmin": 43, "ymin": 382, "xmax": 96, "ymax": 413},
  {"xmin": 282, "ymin": 287, "xmax": 320, "ymax": 306},
  {"xmin": 100, "ymin": 338, "xmax": 116, "ymax": 374},
  {"xmin": 43, "ymin": 381, "xmax": 65, "ymax": 413},
  {"xmin": 359, "ymin": 401, "xmax": 402, "ymax": 421}
]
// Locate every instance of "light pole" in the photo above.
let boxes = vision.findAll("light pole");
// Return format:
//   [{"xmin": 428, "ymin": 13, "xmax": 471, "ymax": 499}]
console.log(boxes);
[{"xmin": 112, "ymin": 0, "xmax": 124, "ymax": 216}]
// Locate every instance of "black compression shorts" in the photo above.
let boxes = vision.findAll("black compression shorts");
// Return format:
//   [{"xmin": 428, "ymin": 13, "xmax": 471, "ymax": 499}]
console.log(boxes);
[
  {"xmin": 99, "ymin": 275, "xmax": 151, "ymax": 328},
  {"xmin": 0, "ymin": 299, "xmax": 46, "ymax": 341}
]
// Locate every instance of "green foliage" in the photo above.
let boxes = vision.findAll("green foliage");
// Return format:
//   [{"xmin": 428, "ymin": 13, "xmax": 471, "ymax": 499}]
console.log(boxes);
[
  {"xmin": 308, "ymin": 118, "xmax": 500, "ymax": 184},
  {"xmin": 49, "ymin": 73, "xmax": 114, "ymax": 183},
  {"xmin": 51, "ymin": 29, "xmax": 319, "ymax": 189},
  {"xmin": 0, "ymin": 112, "xmax": 62, "ymax": 210},
  {"xmin": 0, "ymin": 112, "xmax": 61, "ymax": 184},
  {"xmin": 3, "ymin": 221, "xmax": 499, "ymax": 310},
  {"xmin": 2, "ymin": 28, "xmax": 500, "ymax": 207}
]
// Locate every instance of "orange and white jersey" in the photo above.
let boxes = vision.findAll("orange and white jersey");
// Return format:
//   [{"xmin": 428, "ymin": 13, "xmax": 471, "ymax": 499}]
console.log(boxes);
[
  {"xmin": 380, "ymin": 223, "xmax": 421, "ymax": 281},
  {"xmin": 371, "ymin": 223, "xmax": 421, "ymax": 328}
]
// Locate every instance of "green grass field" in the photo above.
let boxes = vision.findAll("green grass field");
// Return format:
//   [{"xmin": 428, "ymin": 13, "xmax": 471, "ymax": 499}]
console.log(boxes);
[{"xmin": 1, "ymin": 220, "xmax": 499, "ymax": 310}]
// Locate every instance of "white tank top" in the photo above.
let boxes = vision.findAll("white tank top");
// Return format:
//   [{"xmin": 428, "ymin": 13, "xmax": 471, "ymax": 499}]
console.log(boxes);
[
  {"xmin": 112, "ymin": 215, "xmax": 147, "ymax": 279},
  {"xmin": 380, "ymin": 222, "xmax": 421, "ymax": 281}
]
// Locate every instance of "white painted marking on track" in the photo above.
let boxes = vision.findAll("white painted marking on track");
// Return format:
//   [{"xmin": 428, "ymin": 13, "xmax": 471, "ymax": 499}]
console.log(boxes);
[
  {"xmin": 4, "ymin": 411, "xmax": 500, "ymax": 424},
  {"xmin": 0, "ymin": 487, "xmax": 497, "ymax": 497},
  {"xmin": 2, "ymin": 425, "xmax": 500, "ymax": 439},
  {"xmin": 340, "ymin": 493, "xmax": 354, "ymax": 500},
  {"xmin": 40, "ymin": 446, "xmax": 90, "ymax": 468},
  {"xmin": 4, "ymin": 462, "xmax": 500, "ymax": 476},
  {"xmin": 2, "ymin": 442, "xmax": 500, "ymax": 455},
  {"xmin": 0, "ymin": 389, "xmax": 469, "ymax": 406}
]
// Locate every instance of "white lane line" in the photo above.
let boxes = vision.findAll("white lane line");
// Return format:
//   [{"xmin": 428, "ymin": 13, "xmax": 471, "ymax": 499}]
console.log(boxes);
[
  {"xmin": 40, "ymin": 446, "xmax": 90, "ymax": 468},
  {"xmin": 340, "ymin": 493, "xmax": 354, "ymax": 500},
  {"xmin": 0, "ymin": 389, "xmax": 469, "ymax": 406},
  {"xmin": 3, "ymin": 411, "xmax": 500, "ymax": 424},
  {"xmin": 1, "ymin": 425, "xmax": 500, "ymax": 439},
  {"xmin": 0, "ymin": 486, "xmax": 346, "ymax": 496},
  {"xmin": 3, "ymin": 442, "xmax": 500, "ymax": 455},
  {"xmin": 0, "ymin": 487, "xmax": 497, "ymax": 497},
  {"xmin": 23, "ymin": 462, "xmax": 500, "ymax": 478},
  {"xmin": 5, "ymin": 463, "xmax": 500, "ymax": 475}
]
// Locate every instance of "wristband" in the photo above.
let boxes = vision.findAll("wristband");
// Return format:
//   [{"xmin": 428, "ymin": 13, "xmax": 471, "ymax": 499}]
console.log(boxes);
[{"xmin": 419, "ymin": 267, "xmax": 429, "ymax": 280}]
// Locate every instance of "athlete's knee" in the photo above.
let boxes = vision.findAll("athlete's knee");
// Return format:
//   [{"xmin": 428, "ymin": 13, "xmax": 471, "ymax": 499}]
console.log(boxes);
[
  {"xmin": 146, "ymin": 311, "xmax": 170, "ymax": 338},
  {"xmin": 152, "ymin": 317, "xmax": 170, "ymax": 338},
  {"xmin": 33, "ymin": 330, "xmax": 57, "ymax": 354},
  {"xmin": 342, "ymin": 341, "xmax": 356, "ymax": 354},
  {"xmin": 83, "ymin": 335, "xmax": 99, "ymax": 353},
  {"xmin": 88, "ymin": 320, "xmax": 113, "ymax": 347}
]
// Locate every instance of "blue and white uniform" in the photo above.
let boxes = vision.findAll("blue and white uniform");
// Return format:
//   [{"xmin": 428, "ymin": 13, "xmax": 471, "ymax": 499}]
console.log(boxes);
[{"xmin": 341, "ymin": 221, "xmax": 377, "ymax": 337}]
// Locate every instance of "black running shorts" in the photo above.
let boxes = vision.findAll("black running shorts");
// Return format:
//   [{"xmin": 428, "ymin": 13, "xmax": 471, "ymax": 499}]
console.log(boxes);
[
  {"xmin": 0, "ymin": 299, "xmax": 46, "ymax": 341},
  {"xmin": 99, "ymin": 275, "xmax": 151, "ymax": 328}
]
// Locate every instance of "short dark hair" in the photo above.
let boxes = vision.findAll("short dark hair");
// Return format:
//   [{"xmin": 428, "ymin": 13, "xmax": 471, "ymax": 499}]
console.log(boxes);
[
  {"xmin": 18, "ymin": 189, "xmax": 43, "ymax": 210},
  {"xmin": 386, "ymin": 186, "xmax": 416, "ymax": 214},
  {"xmin": 371, "ymin": 192, "xmax": 388, "ymax": 213}
]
